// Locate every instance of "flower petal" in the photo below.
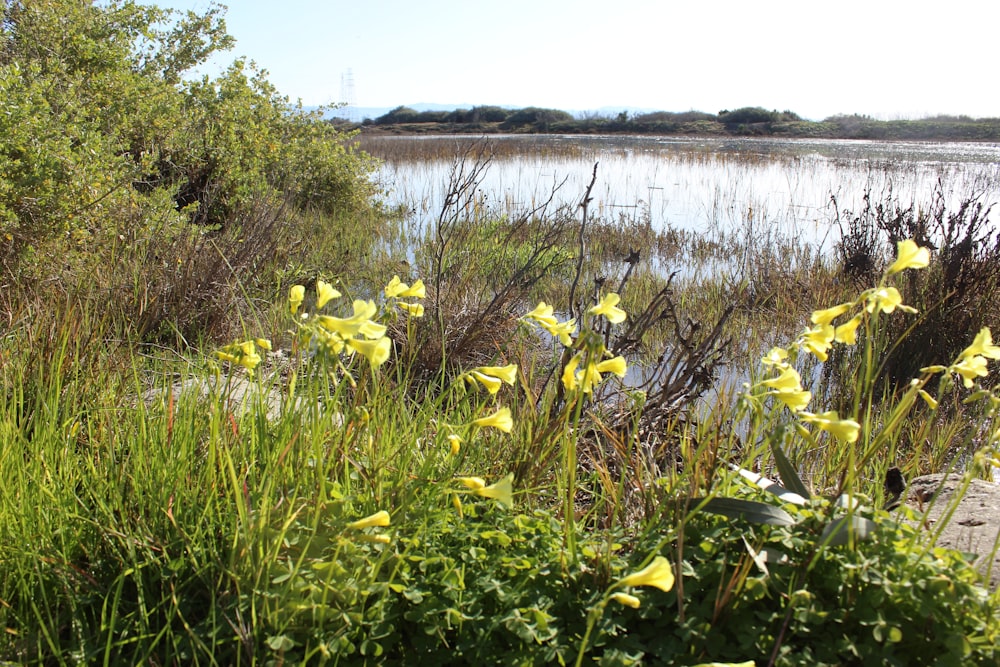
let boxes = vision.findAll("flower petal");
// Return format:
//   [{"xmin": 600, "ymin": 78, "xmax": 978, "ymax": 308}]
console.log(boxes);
[
  {"xmin": 617, "ymin": 556, "xmax": 675, "ymax": 592},
  {"xmin": 886, "ymin": 239, "xmax": 930, "ymax": 275}
]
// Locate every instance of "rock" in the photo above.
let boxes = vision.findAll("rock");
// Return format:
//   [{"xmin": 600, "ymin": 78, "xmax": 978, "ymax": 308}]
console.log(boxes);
[
  {"xmin": 141, "ymin": 374, "xmax": 288, "ymax": 421},
  {"xmin": 904, "ymin": 473, "xmax": 1000, "ymax": 589}
]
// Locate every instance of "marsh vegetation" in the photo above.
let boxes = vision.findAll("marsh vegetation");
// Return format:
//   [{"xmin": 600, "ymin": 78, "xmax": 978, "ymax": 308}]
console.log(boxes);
[{"xmin": 2, "ymin": 2, "xmax": 1000, "ymax": 665}]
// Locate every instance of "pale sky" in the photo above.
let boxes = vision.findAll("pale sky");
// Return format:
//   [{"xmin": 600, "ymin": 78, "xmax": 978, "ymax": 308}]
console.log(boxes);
[{"xmin": 154, "ymin": 0, "xmax": 1000, "ymax": 121}]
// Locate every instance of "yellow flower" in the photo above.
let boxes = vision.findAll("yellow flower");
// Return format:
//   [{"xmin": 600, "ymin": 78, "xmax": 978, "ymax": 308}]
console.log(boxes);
[
  {"xmin": 523, "ymin": 303, "xmax": 577, "ymax": 345},
  {"xmin": 239, "ymin": 350, "xmax": 262, "ymax": 373},
  {"xmin": 776, "ymin": 389, "xmax": 811, "ymax": 412},
  {"xmin": 800, "ymin": 324, "xmax": 835, "ymax": 362},
  {"xmin": 316, "ymin": 279, "xmax": 341, "ymax": 309},
  {"xmin": 616, "ymin": 555, "xmax": 675, "ymax": 592},
  {"xmin": 596, "ymin": 356, "xmax": 627, "ymax": 378},
  {"xmin": 255, "ymin": 338, "xmax": 272, "ymax": 351},
  {"xmin": 384, "ymin": 275, "xmax": 407, "ymax": 298},
  {"xmin": 562, "ymin": 353, "xmax": 583, "ymax": 392},
  {"xmin": 215, "ymin": 340, "xmax": 263, "ymax": 374},
  {"xmin": 289, "ymin": 284, "xmax": 305, "ymax": 314},
  {"xmin": 346, "ymin": 510, "xmax": 390, "ymax": 529},
  {"xmin": 590, "ymin": 293, "xmax": 627, "ymax": 324},
  {"xmin": 918, "ymin": 389, "xmax": 938, "ymax": 410},
  {"xmin": 524, "ymin": 301, "xmax": 558, "ymax": 327},
  {"xmin": 526, "ymin": 303, "xmax": 555, "ymax": 320},
  {"xmin": 610, "ymin": 592, "xmax": 641, "ymax": 608},
  {"xmin": 465, "ymin": 364, "xmax": 518, "ymax": 394},
  {"xmin": 447, "ymin": 433, "xmax": 462, "ymax": 455},
  {"xmin": 346, "ymin": 336, "xmax": 392, "ymax": 367},
  {"xmin": 401, "ymin": 279, "xmax": 426, "ymax": 299},
  {"xmin": 477, "ymin": 473, "xmax": 514, "ymax": 507},
  {"xmin": 799, "ymin": 410, "xmax": 861, "ymax": 443},
  {"xmin": 476, "ymin": 364, "xmax": 518, "ymax": 385},
  {"xmin": 960, "ymin": 327, "xmax": 1000, "ymax": 361},
  {"xmin": 385, "ymin": 276, "xmax": 426, "ymax": 299},
  {"xmin": 397, "ymin": 301, "xmax": 424, "ymax": 317},
  {"xmin": 810, "ymin": 302, "xmax": 853, "ymax": 326},
  {"xmin": 562, "ymin": 353, "xmax": 625, "ymax": 395},
  {"xmin": 467, "ymin": 371, "xmax": 503, "ymax": 394},
  {"xmin": 457, "ymin": 476, "xmax": 487, "ymax": 490},
  {"xmin": 834, "ymin": 315, "xmax": 863, "ymax": 345},
  {"xmin": 546, "ymin": 318, "xmax": 577, "ymax": 346},
  {"xmin": 761, "ymin": 347, "xmax": 789, "ymax": 367},
  {"xmin": 578, "ymin": 362, "xmax": 604, "ymax": 395},
  {"xmin": 314, "ymin": 327, "xmax": 345, "ymax": 354},
  {"xmin": 473, "ymin": 407, "xmax": 513, "ymax": 433},
  {"xmin": 318, "ymin": 300, "xmax": 385, "ymax": 339},
  {"xmin": 950, "ymin": 355, "xmax": 989, "ymax": 388},
  {"xmin": 763, "ymin": 366, "xmax": 804, "ymax": 392},
  {"xmin": 866, "ymin": 287, "xmax": 908, "ymax": 315},
  {"xmin": 886, "ymin": 239, "xmax": 930, "ymax": 275},
  {"xmin": 762, "ymin": 366, "xmax": 811, "ymax": 412},
  {"xmin": 214, "ymin": 350, "xmax": 238, "ymax": 364}
]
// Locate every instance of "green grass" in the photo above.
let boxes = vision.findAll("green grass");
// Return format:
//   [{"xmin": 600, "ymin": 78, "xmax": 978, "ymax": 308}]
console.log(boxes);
[
  {"xmin": 2, "ymin": 239, "xmax": 1000, "ymax": 664},
  {"xmin": 4, "ymin": 9, "xmax": 1000, "ymax": 656}
]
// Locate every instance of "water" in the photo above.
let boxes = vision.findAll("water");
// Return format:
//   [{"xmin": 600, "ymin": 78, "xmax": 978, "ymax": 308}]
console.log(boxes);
[{"xmin": 361, "ymin": 134, "xmax": 1000, "ymax": 251}]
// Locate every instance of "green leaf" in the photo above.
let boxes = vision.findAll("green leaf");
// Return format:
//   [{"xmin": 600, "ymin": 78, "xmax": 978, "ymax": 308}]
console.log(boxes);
[
  {"xmin": 266, "ymin": 634, "xmax": 297, "ymax": 651},
  {"xmin": 731, "ymin": 464, "xmax": 807, "ymax": 506},
  {"xmin": 691, "ymin": 497, "xmax": 796, "ymax": 526},
  {"xmin": 769, "ymin": 441, "xmax": 811, "ymax": 500}
]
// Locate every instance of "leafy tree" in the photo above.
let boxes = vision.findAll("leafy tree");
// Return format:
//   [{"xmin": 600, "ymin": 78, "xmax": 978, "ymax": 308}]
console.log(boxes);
[
  {"xmin": 718, "ymin": 106, "xmax": 779, "ymax": 125},
  {"xmin": 501, "ymin": 107, "xmax": 574, "ymax": 130},
  {"xmin": 0, "ymin": 0, "xmax": 375, "ymax": 288},
  {"xmin": 374, "ymin": 106, "xmax": 420, "ymax": 125}
]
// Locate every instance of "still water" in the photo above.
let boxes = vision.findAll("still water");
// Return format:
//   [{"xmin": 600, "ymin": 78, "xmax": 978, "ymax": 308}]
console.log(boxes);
[{"xmin": 361, "ymin": 134, "xmax": 1000, "ymax": 250}]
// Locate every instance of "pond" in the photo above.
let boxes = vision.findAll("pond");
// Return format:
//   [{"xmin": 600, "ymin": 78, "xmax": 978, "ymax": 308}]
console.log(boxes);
[{"xmin": 360, "ymin": 134, "xmax": 1000, "ymax": 252}]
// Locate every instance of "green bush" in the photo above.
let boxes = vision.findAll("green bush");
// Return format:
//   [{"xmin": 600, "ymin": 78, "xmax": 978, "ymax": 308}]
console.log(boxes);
[{"xmin": 0, "ymin": 0, "xmax": 376, "ymax": 312}]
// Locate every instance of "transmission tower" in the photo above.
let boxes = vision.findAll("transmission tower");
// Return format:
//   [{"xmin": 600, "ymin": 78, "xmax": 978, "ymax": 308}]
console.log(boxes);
[{"xmin": 340, "ymin": 68, "xmax": 357, "ymax": 122}]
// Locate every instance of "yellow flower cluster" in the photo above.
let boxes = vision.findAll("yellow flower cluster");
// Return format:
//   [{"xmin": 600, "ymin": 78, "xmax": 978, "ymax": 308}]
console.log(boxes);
[
  {"xmin": 948, "ymin": 327, "xmax": 1000, "ymax": 388},
  {"xmin": 522, "ymin": 301, "xmax": 576, "ymax": 345},
  {"xmin": 522, "ymin": 293, "xmax": 629, "ymax": 396},
  {"xmin": 385, "ymin": 275, "xmax": 426, "ymax": 317},
  {"xmin": 289, "ymin": 276, "xmax": 426, "ymax": 368},
  {"xmin": 751, "ymin": 240, "xmax": 934, "ymax": 441},
  {"xmin": 562, "ymin": 351, "xmax": 627, "ymax": 394},
  {"xmin": 793, "ymin": 239, "xmax": 926, "ymax": 364},
  {"xmin": 215, "ymin": 338, "xmax": 271, "ymax": 376},
  {"xmin": 460, "ymin": 364, "xmax": 518, "ymax": 395}
]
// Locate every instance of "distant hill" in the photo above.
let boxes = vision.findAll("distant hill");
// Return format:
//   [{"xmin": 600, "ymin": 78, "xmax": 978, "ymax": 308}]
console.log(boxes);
[
  {"xmin": 347, "ymin": 105, "xmax": 1000, "ymax": 142},
  {"xmin": 317, "ymin": 103, "xmax": 660, "ymax": 122}
]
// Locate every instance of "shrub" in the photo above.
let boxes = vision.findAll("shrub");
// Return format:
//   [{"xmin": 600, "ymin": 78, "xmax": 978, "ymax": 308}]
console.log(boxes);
[
  {"xmin": 831, "ymin": 184, "xmax": 1000, "ymax": 392},
  {"xmin": 500, "ymin": 107, "xmax": 574, "ymax": 130},
  {"xmin": 0, "ymin": 0, "xmax": 378, "ymax": 343}
]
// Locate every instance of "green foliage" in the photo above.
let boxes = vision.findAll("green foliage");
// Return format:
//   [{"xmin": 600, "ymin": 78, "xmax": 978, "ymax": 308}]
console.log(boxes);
[
  {"xmin": 0, "ymin": 0, "xmax": 376, "ymax": 304},
  {"xmin": 361, "ymin": 102, "xmax": 1000, "ymax": 141},
  {"xmin": 2, "ymin": 5, "xmax": 1000, "ymax": 664},
  {"xmin": 831, "ymin": 185, "xmax": 1000, "ymax": 392},
  {"xmin": 4, "ymin": 235, "xmax": 1000, "ymax": 665},
  {"xmin": 500, "ymin": 107, "xmax": 575, "ymax": 130}
]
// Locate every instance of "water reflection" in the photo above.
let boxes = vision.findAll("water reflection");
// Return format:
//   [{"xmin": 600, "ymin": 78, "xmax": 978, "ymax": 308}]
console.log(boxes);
[{"xmin": 361, "ymin": 134, "xmax": 1000, "ymax": 251}]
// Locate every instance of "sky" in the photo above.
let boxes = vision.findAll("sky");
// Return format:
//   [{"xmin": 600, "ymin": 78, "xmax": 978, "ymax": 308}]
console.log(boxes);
[{"xmin": 153, "ymin": 0, "xmax": 1000, "ymax": 121}]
